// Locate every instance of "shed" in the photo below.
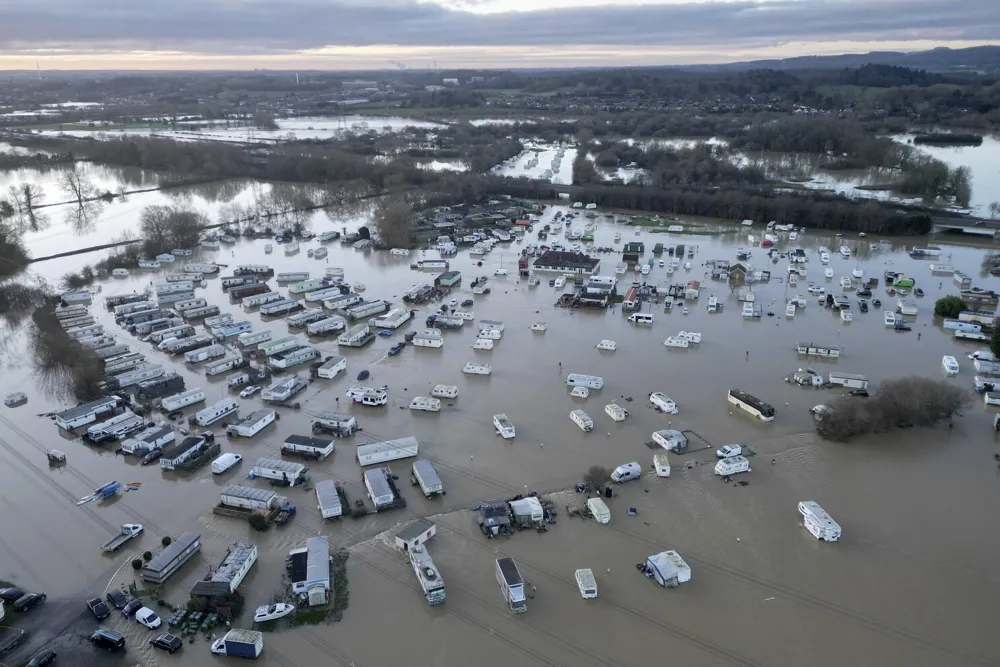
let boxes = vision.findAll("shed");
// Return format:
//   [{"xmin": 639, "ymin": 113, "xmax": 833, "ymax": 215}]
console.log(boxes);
[
  {"xmin": 645, "ymin": 550, "xmax": 691, "ymax": 588},
  {"xmin": 394, "ymin": 519, "xmax": 437, "ymax": 551},
  {"xmin": 477, "ymin": 499, "xmax": 511, "ymax": 536},
  {"xmin": 509, "ymin": 497, "xmax": 544, "ymax": 527},
  {"xmin": 729, "ymin": 263, "xmax": 750, "ymax": 282}
]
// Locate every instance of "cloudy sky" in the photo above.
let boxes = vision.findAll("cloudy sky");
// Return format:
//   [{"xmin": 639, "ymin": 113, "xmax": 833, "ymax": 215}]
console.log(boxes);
[{"xmin": 0, "ymin": 0, "xmax": 995, "ymax": 70}]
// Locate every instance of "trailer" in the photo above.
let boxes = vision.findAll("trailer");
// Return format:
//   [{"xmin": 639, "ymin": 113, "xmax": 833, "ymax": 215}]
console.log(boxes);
[
  {"xmin": 173, "ymin": 297, "xmax": 208, "ymax": 314},
  {"xmin": 356, "ymin": 437, "xmax": 419, "ymax": 466},
  {"xmin": 411, "ymin": 459, "xmax": 443, "ymax": 497},
  {"xmin": 260, "ymin": 299, "xmax": 304, "ymax": 316},
  {"xmin": 194, "ymin": 398, "xmax": 239, "ymax": 426},
  {"xmin": 185, "ymin": 344, "xmax": 227, "ymax": 364},
  {"xmin": 827, "ymin": 372, "xmax": 869, "ymax": 390},
  {"xmin": 372, "ymin": 308, "xmax": 412, "ymax": 330},
  {"xmin": 285, "ymin": 308, "xmax": 326, "ymax": 328},
  {"xmin": 104, "ymin": 293, "xmax": 148, "ymax": 310},
  {"xmin": 364, "ymin": 467, "xmax": 404, "ymax": 511},
  {"xmin": 496, "ymin": 557, "xmax": 527, "ymax": 613},
  {"xmin": 210, "ymin": 629, "xmax": 264, "ymax": 659},
  {"xmin": 261, "ymin": 376, "xmax": 308, "ymax": 403},
  {"xmin": 120, "ymin": 424, "xmax": 175, "ymax": 455},
  {"xmin": 307, "ymin": 316, "xmax": 347, "ymax": 337},
  {"xmin": 303, "ymin": 286, "xmax": 345, "ymax": 303},
  {"xmin": 338, "ymin": 323, "xmax": 375, "ymax": 348},
  {"xmin": 155, "ymin": 281, "xmax": 195, "ymax": 294},
  {"xmin": 221, "ymin": 275, "xmax": 257, "ymax": 289},
  {"xmin": 211, "ymin": 321, "xmax": 253, "ymax": 338},
  {"xmin": 134, "ymin": 373, "xmax": 185, "ymax": 401},
  {"xmin": 92, "ymin": 343, "xmax": 130, "ymax": 360},
  {"xmin": 323, "ymin": 293, "xmax": 363, "ymax": 311},
  {"xmin": 205, "ymin": 355, "xmax": 243, "ymax": 376},
  {"xmin": 150, "ymin": 324, "xmax": 195, "ymax": 345},
  {"xmin": 258, "ymin": 335, "xmax": 299, "ymax": 357},
  {"xmin": 250, "ymin": 457, "xmax": 309, "ymax": 487},
  {"xmin": 288, "ymin": 278, "xmax": 330, "ymax": 295},
  {"xmin": 234, "ymin": 264, "xmax": 274, "ymax": 277},
  {"xmin": 85, "ymin": 410, "xmax": 145, "ymax": 443},
  {"xmin": 160, "ymin": 387, "xmax": 205, "ymax": 412},
  {"xmin": 165, "ymin": 333, "xmax": 213, "ymax": 354},
  {"xmin": 66, "ymin": 324, "xmax": 105, "ymax": 340},
  {"xmin": 644, "ymin": 551, "xmax": 691, "ymax": 588},
  {"xmin": 226, "ymin": 409, "xmax": 276, "ymax": 438},
  {"xmin": 134, "ymin": 316, "xmax": 183, "ymax": 336},
  {"xmin": 219, "ymin": 485, "xmax": 287, "ymax": 512},
  {"xmin": 101, "ymin": 524, "xmax": 144, "ymax": 552},
  {"xmin": 182, "ymin": 263, "xmax": 219, "ymax": 274},
  {"xmin": 311, "ymin": 411, "xmax": 359, "ymax": 438},
  {"xmin": 104, "ymin": 353, "xmax": 147, "ymax": 375},
  {"xmin": 227, "ymin": 366, "xmax": 271, "ymax": 389},
  {"xmin": 798, "ymin": 501, "xmax": 842, "ymax": 542},
  {"xmin": 315, "ymin": 479, "xmax": 345, "ymax": 519},
  {"xmin": 570, "ymin": 409, "xmax": 594, "ymax": 432},
  {"xmin": 345, "ymin": 300, "xmax": 389, "ymax": 320},
  {"xmin": 180, "ymin": 304, "xmax": 221, "ymax": 321},
  {"xmin": 101, "ymin": 364, "xmax": 165, "ymax": 391},
  {"xmin": 241, "ymin": 291, "xmax": 283, "ymax": 309},
  {"xmin": 269, "ymin": 345, "xmax": 317, "ymax": 369},
  {"xmin": 238, "ymin": 330, "xmax": 272, "ymax": 348},
  {"xmin": 314, "ymin": 355, "xmax": 347, "ymax": 378},
  {"xmin": 282, "ymin": 434, "xmax": 335, "ymax": 461},
  {"xmin": 156, "ymin": 290, "xmax": 196, "ymax": 305}
]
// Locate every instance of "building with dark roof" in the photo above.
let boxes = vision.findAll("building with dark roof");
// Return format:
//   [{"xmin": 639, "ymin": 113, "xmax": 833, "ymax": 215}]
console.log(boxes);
[{"xmin": 532, "ymin": 251, "xmax": 601, "ymax": 276}]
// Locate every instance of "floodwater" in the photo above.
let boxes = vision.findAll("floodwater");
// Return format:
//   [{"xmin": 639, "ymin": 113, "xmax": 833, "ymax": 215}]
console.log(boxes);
[{"xmin": 3, "ymin": 209, "xmax": 1000, "ymax": 667}]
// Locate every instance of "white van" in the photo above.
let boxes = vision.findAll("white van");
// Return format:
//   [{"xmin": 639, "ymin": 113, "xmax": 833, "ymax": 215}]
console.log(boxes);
[
  {"xmin": 714, "ymin": 455, "xmax": 750, "ymax": 477},
  {"xmin": 610, "ymin": 461, "xmax": 642, "ymax": 483},
  {"xmin": 211, "ymin": 452, "xmax": 243, "ymax": 475},
  {"xmin": 575, "ymin": 569, "xmax": 598, "ymax": 599},
  {"xmin": 627, "ymin": 312, "xmax": 654, "ymax": 325}
]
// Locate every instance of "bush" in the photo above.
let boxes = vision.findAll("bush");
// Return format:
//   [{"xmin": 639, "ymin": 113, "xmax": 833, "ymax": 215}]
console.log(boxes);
[
  {"xmin": 161, "ymin": 536, "xmax": 172, "ymax": 547},
  {"xmin": 131, "ymin": 558, "xmax": 143, "ymax": 570},
  {"xmin": 583, "ymin": 465, "xmax": 611, "ymax": 491},
  {"xmin": 816, "ymin": 376, "xmax": 970, "ymax": 442},
  {"xmin": 933, "ymin": 295, "xmax": 966, "ymax": 318},
  {"xmin": 248, "ymin": 512, "xmax": 269, "ymax": 532},
  {"xmin": 142, "ymin": 551, "xmax": 153, "ymax": 562}
]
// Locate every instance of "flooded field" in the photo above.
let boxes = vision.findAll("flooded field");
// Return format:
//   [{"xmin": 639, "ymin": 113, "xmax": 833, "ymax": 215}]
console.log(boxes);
[{"xmin": 3, "ymin": 210, "xmax": 1000, "ymax": 667}]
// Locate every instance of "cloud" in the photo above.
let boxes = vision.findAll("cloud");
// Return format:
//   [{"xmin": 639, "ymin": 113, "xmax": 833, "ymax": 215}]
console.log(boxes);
[{"xmin": 0, "ymin": 0, "xmax": 996, "ymax": 58}]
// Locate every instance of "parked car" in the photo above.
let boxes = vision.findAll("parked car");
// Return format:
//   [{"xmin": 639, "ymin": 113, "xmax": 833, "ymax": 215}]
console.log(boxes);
[
  {"xmin": 90, "ymin": 628, "xmax": 125, "ymax": 652},
  {"xmin": 26, "ymin": 650, "xmax": 57, "ymax": 667},
  {"xmin": 239, "ymin": 385, "xmax": 261, "ymax": 398},
  {"xmin": 149, "ymin": 633, "xmax": 183, "ymax": 654},
  {"xmin": 388, "ymin": 342, "xmax": 405, "ymax": 356},
  {"xmin": 0, "ymin": 587, "xmax": 24, "ymax": 602},
  {"xmin": 13, "ymin": 592, "xmax": 46, "ymax": 612},
  {"xmin": 461, "ymin": 299, "xmax": 474, "ymax": 307},
  {"xmin": 87, "ymin": 597, "xmax": 111, "ymax": 620},
  {"xmin": 849, "ymin": 389, "xmax": 870, "ymax": 397},
  {"xmin": 122, "ymin": 598, "xmax": 143, "ymax": 617},
  {"xmin": 106, "ymin": 589, "xmax": 128, "ymax": 610},
  {"xmin": 140, "ymin": 448, "xmax": 162, "ymax": 465},
  {"xmin": 135, "ymin": 607, "xmax": 162, "ymax": 629}
]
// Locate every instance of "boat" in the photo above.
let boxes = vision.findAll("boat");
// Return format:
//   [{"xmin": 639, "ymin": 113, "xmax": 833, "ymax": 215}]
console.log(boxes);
[
  {"xmin": 265, "ymin": 244, "xmax": 273, "ymax": 254},
  {"xmin": 820, "ymin": 252, "xmax": 830, "ymax": 264},
  {"xmin": 253, "ymin": 603, "xmax": 295, "ymax": 623},
  {"xmin": 313, "ymin": 247, "xmax": 328, "ymax": 260},
  {"xmin": 596, "ymin": 340, "xmax": 617, "ymax": 351},
  {"xmin": 839, "ymin": 246, "xmax": 851, "ymax": 258},
  {"xmin": 914, "ymin": 288, "xmax": 924, "ymax": 297},
  {"xmin": 112, "ymin": 268, "xmax": 129, "ymax": 277},
  {"xmin": 530, "ymin": 322, "xmax": 547, "ymax": 332},
  {"xmin": 942, "ymin": 355, "xmax": 959, "ymax": 377},
  {"xmin": 786, "ymin": 302, "xmax": 796, "ymax": 317},
  {"xmin": 896, "ymin": 288, "xmax": 908, "ymax": 296},
  {"xmin": 824, "ymin": 268, "xmax": 833, "ymax": 279},
  {"xmin": 663, "ymin": 336, "xmax": 690, "ymax": 348},
  {"xmin": 285, "ymin": 242, "xmax": 300, "ymax": 255},
  {"xmin": 840, "ymin": 309, "xmax": 852, "ymax": 323},
  {"xmin": 357, "ymin": 370, "xmax": 370, "ymax": 381},
  {"xmin": 839, "ymin": 277, "xmax": 852, "ymax": 289}
]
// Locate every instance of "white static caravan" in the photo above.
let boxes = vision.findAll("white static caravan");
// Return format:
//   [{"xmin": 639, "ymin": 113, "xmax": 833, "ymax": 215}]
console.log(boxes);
[
  {"xmin": 304, "ymin": 286, "xmax": 345, "ymax": 303},
  {"xmin": 570, "ymin": 409, "xmax": 594, "ymax": 432},
  {"xmin": 645, "ymin": 551, "xmax": 691, "ymax": 588},
  {"xmin": 307, "ymin": 316, "xmax": 346, "ymax": 337},
  {"xmin": 653, "ymin": 453, "xmax": 671, "ymax": 477},
  {"xmin": 827, "ymin": 372, "xmax": 869, "ymax": 390},
  {"xmin": 276, "ymin": 272, "xmax": 310, "ymax": 283},
  {"xmin": 185, "ymin": 344, "xmax": 227, "ymax": 364},
  {"xmin": 269, "ymin": 345, "xmax": 317, "ymax": 370},
  {"xmin": 285, "ymin": 308, "xmax": 326, "ymax": 328},
  {"xmin": 238, "ymin": 330, "xmax": 272, "ymax": 348},
  {"xmin": 316, "ymin": 356, "xmax": 347, "ymax": 379},
  {"xmin": 251, "ymin": 457, "xmax": 310, "ymax": 487},
  {"xmin": 798, "ymin": 501, "xmax": 841, "ymax": 542},
  {"xmin": 173, "ymin": 297, "xmax": 207, "ymax": 313},
  {"xmin": 356, "ymin": 437, "xmax": 420, "ymax": 467},
  {"xmin": 289, "ymin": 278, "xmax": 329, "ymax": 295},
  {"xmin": 566, "ymin": 374, "xmax": 604, "ymax": 390},
  {"xmin": 86, "ymin": 410, "xmax": 144, "ymax": 442},
  {"xmin": 260, "ymin": 299, "xmax": 304, "ymax": 316},
  {"xmin": 160, "ymin": 388, "xmax": 206, "ymax": 412},
  {"xmin": 241, "ymin": 291, "xmax": 283, "ymax": 309},
  {"xmin": 364, "ymin": 467, "xmax": 398, "ymax": 511},
  {"xmin": 227, "ymin": 409, "xmax": 276, "ymax": 438},
  {"xmin": 282, "ymin": 434, "xmax": 335, "ymax": 460},
  {"xmin": 205, "ymin": 356, "xmax": 242, "ymax": 376},
  {"xmin": 315, "ymin": 479, "xmax": 344, "ymax": 519},
  {"xmin": 258, "ymin": 335, "xmax": 299, "ymax": 357},
  {"xmin": 121, "ymin": 424, "xmax": 176, "ymax": 455},
  {"xmin": 605, "ymin": 403, "xmax": 628, "ymax": 422},
  {"xmin": 182, "ymin": 263, "xmax": 219, "ymax": 274},
  {"xmin": 372, "ymin": 308, "xmax": 412, "ymax": 330},
  {"xmin": 195, "ymin": 398, "xmax": 239, "ymax": 426}
]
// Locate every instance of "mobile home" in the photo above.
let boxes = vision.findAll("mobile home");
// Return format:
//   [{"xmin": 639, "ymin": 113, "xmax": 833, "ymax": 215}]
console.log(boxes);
[
  {"xmin": 364, "ymin": 467, "xmax": 401, "ymax": 511},
  {"xmin": 269, "ymin": 345, "xmax": 317, "ymax": 370},
  {"xmin": 315, "ymin": 356, "xmax": 347, "ymax": 378},
  {"xmin": 356, "ymin": 437, "xmax": 419, "ymax": 466},
  {"xmin": 315, "ymin": 479, "xmax": 344, "ymax": 519},
  {"xmin": 798, "ymin": 501, "xmax": 841, "ymax": 542},
  {"xmin": 372, "ymin": 308, "xmax": 412, "ymax": 330},
  {"xmin": 258, "ymin": 335, "xmax": 299, "ymax": 357},
  {"xmin": 195, "ymin": 398, "xmax": 239, "ymax": 426},
  {"xmin": 226, "ymin": 409, "xmax": 276, "ymax": 438},
  {"xmin": 241, "ymin": 291, "xmax": 283, "ymax": 309},
  {"xmin": 281, "ymin": 434, "xmax": 335, "ymax": 461},
  {"xmin": 160, "ymin": 388, "xmax": 206, "ymax": 412},
  {"xmin": 251, "ymin": 457, "xmax": 309, "ymax": 487}
]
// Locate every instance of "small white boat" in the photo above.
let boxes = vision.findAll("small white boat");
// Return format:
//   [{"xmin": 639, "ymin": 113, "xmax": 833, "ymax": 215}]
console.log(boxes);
[
  {"xmin": 596, "ymin": 340, "xmax": 617, "ymax": 351},
  {"xmin": 285, "ymin": 242, "xmax": 300, "ymax": 255},
  {"xmin": 884, "ymin": 311, "xmax": 896, "ymax": 327},
  {"xmin": 786, "ymin": 302, "xmax": 797, "ymax": 317},
  {"xmin": 942, "ymin": 355, "xmax": 959, "ymax": 376},
  {"xmin": 253, "ymin": 603, "xmax": 295, "ymax": 623},
  {"xmin": 390, "ymin": 248, "xmax": 411, "ymax": 256},
  {"xmin": 138, "ymin": 259, "xmax": 160, "ymax": 269},
  {"xmin": 852, "ymin": 267, "xmax": 863, "ymax": 279},
  {"xmin": 840, "ymin": 309, "xmax": 852, "ymax": 323},
  {"xmin": 313, "ymin": 247, "xmax": 328, "ymax": 260},
  {"xmin": 840, "ymin": 277, "xmax": 853, "ymax": 289},
  {"xmin": 156, "ymin": 253, "xmax": 175, "ymax": 263},
  {"xmin": 530, "ymin": 322, "xmax": 547, "ymax": 332},
  {"xmin": 353, "ymin": 282, "xmax": 366, "ymax": 292},
  {"xmin": 824, "ymin": 268, "xmax": 834, "ymax": 279},
  {"xmin": 570, "ymin": 386, "xmax": 590, "ymax": 399},
  {"xmin": 663, "ymin": 336, "xmax": 690, "ymax": 348},
  {"xmin": 112, "ymin": 268, "xmax": 129, "ymax": 277},
  {"xmin": 264, "ymin": 244, "xmax": 273, "ymax": 254}
]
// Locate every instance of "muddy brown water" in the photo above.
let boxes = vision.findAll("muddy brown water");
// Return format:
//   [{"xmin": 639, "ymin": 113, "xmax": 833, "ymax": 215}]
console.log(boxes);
[{"xmin": 2, "ymin": 213, "xmax": 1000, "ymax": 667}]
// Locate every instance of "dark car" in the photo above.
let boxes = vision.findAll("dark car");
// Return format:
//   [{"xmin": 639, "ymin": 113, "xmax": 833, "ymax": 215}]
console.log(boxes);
[
  {"xmin": 140, "ymin": 448, "xmax": 162, "ymax": 465},
  {"xmin": 26, "ymin": 650, "xmax": 56, "ymax": 667},
  {"xmin": 387, "ymin": 342, "xmax": 405, "ymax": 356},
  {"xmin": 0, "ymin": 587, "xmax": 24, "ymax": 603},
  {"xmin": 122, "ymin": 598, "xmax": 143, "ymax": 617},
  {"xmin": 90, "ymin": 628, "xmax": 125, "ymax": 652},
  {"xmin": 849, "ymin": 389, "xmax": 870, "ymax": 397},
  {"xmin": 106, "ymin": 589, "xmax": 128, "ymax": 610},
  {"xmin": 461, "ymin": 299, "xmax": 474, "ymax": 307},
  {"xmin": 13, "ymin": 592, "xmax": 46, "ymax": 613},
  {"xmin": 150, "ymin": 633, "xmax": 182, "ymax": 654},
  {"xmin": 404, "ymin": 331, "xmax": 417, "ymax": 342},
  {"xmin": 87, "ymin": 597, "xmax": 111, "ymax": 620}
]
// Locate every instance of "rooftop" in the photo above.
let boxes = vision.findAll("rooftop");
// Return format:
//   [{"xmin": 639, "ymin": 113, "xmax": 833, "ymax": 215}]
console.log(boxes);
[
  {"xmin": 534, "ymin": 250, "xmax": 600, "ymax": 271},
  {"xmin": 397, "ymin": 519, "xmax": 435, "ymax": 542}
]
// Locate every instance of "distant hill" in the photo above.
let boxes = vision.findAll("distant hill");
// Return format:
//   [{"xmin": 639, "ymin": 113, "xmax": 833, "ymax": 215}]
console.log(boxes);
[{"xmin": 683, "ymin": 46, "xmax": 1000, "ymax": 72}]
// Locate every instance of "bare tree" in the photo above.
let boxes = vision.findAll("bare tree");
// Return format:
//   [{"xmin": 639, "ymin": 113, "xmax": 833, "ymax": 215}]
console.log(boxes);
[
  {"xmin": 583, "ymin": 465, "xmax": 611, "ymax": 491},
  {"xmin": 5, "ymin": 184, "xmax": 48, "ymax": 232},
  {"xmin": 139, "ymin": 205, "xmax": 207, "ymax": 255},
  {"xmin": 59, "ymin": 166, "xmax": 101, "ymax": 232},
  {"xmin": 989, "ymin": 201, "xmax": 1000, "ymax": 220},
  {"xmin": 372, "ymin": 200, "xmax": 415, "ymax": 249}
]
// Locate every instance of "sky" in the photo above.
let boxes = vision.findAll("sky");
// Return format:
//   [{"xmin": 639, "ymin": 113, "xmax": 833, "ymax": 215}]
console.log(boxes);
[{"xmin": 0, "ymin": 0, "xmax": 996, "ymax": 70}]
